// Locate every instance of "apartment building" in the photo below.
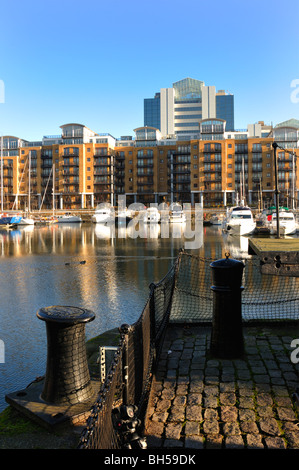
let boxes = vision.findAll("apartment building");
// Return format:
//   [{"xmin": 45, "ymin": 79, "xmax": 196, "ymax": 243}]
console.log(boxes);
[{"xmin": 1, "ymin": 120, "xmax": 298, "ymax": 210}]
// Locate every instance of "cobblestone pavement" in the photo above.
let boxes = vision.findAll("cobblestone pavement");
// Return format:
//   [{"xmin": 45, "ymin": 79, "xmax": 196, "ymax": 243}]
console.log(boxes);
[{"xmin": 144, "ymin": 325, "xmax": 299, "ymax": 449}]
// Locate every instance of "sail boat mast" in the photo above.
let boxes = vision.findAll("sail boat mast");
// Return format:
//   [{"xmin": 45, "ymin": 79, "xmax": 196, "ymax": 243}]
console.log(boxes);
[
  {"xmin": 52, "ymin": 163, "xmax": 55, "ymax": 217},
  {"xmin": 292, "ymin": 148, "xmax": 295, "ymax": 210},
  {"xmin": 1, "ymin": 136, "xmax": 3, "ymax": 212},
  {"xmin": 28, "ymin": 150, "xmax": 31, "ymax": 213}
]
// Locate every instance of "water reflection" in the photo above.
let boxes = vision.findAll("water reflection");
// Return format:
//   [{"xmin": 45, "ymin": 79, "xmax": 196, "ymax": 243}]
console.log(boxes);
[{"xmin": 0, "ymin": 222, "xmax": 297, "ymax": 412}]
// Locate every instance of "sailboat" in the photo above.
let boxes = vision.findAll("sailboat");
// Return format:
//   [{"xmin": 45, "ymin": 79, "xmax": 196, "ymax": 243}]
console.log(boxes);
[
  {"xmin": 0, "ymin": 137, "xmax": 22, "ymax": 227},
  {"xmin": 10, "ymin": 151, "xmax": 35, "ymax": 225},
  {"xmin": 254, "ymin": 179, "xmax": 270, "ymax": 234},
  {"xmin": 37, "ymin": 164, "xmax": 58, "ymax": 224},
  {"xmin": 223, "ymin": 162, "xmax": 256, "ymax": 236}
]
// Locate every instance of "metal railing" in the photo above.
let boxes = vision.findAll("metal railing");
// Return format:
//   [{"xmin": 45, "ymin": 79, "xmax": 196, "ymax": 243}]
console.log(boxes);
[
  {"xmin": 78, "ymin": 250, "xmax": 299, "ymax": 449},
  {"xmin": 78, "ymin": 257, "xmax": 179, "ymax": 449}
]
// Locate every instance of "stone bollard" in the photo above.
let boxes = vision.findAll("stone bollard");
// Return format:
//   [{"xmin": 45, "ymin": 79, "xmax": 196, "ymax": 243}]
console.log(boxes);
[
  {"xmin": 37, "ymin": 305, "xmax": 95, "ymax": 405},
  {"xmin": 210, "ymin": 255, "xmax": 244, "ymax": 358}
]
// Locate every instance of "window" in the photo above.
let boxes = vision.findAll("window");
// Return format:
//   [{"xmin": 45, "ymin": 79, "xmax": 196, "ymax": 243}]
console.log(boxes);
[{"xmin": 87, "ymin": 167, "xmax": 90, "ymax": 171}]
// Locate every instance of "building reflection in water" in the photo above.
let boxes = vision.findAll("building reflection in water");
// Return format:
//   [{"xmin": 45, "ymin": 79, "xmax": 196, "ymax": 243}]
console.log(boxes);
[{"xmin": 0, "ymin": 223, "xmax": 298, "ymax": 413}]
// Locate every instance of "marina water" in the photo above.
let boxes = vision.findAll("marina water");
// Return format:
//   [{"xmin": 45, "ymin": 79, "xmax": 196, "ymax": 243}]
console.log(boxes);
[{"xmin": 0, "ymin": 222, "xmax": 297, "ymax": 413}]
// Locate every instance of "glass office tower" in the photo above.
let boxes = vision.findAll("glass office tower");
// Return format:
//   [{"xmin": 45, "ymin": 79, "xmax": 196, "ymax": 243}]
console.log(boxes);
[
  {"xmin": 144, "ymin": 78, "xmax": 235, "ymax": 135},
  {"xmin": 216, "ymin": 93, "xmax": 234, "ymax": 131},
  {"xmin": 144, "ymin": 93, "xmax": 160, "ymax": 129}
]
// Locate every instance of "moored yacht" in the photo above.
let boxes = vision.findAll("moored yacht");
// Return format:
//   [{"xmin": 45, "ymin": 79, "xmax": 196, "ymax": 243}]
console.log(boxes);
[
  {"xmin": 169, "ymin": 203, "xmax": 186, "ymax": 223},
  {"xmin": 210, "ymin": 213, "xmax": 225, "ymax": 226},
  {"xmin": 224, "ymin": 205, "xmax": 256, "ymax": 236},
  {"xmin": 56, "ymin": 212, "xmax": 82, "ymax": 223},
  {"xmin": 17, "ymin": 214, "xmax": 35, "ymax": 225},
  {"xmin": 0, "ymin": 213, "xmax": 23, "ymax": 227},
  {"xmin": 143, "ymin": 207, "xmax": 161, "ymax": 223},
  {"xmin": 269, "ymin": 210, "xmax": 297, "ymax": 235},
  {"xmin": 92, "ymin": 205, "xmax": 115, "ymax": 224}
]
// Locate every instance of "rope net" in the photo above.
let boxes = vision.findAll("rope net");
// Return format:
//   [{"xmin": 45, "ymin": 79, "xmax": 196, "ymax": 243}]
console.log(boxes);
[
  {"xmin": 170, "ymin": 251, "xmax": 299, "ymax": 323},
  {"xmin": 78, "ymin": 250, "xmax": 298, "ymax": 448}
]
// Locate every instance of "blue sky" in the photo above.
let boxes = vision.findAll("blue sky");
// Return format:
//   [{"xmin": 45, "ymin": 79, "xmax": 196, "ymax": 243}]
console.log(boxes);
[{"xmin": 0, "ymin": 0, "xmax": 298, "ymax": 141}]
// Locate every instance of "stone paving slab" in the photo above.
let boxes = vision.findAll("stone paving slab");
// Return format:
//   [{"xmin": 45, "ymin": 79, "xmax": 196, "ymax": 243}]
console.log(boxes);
[{"xmin": 144, "ymin": 325, "xmax": 299, "ymax": 449}]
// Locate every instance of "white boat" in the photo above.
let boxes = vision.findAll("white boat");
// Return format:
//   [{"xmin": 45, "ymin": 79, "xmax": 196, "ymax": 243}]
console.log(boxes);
[
  {"xmin": 17, "ymin": 215, "xmax": 35, "ymax": 225},
  {"xmin": 92, "ymin": 205, "xmax": 115, "ymax": 224},
  {"xmin": 210, "ymin": 213, "xmax": 225, "ymax": 226},
  {"xmin": 269, "ymin": 210, "xmax": 297, "ymax": 236},
  {"xmin": 56, "ymin": 212, "xmax": 82, "ymax": 223},
  {"xmin": 224, "ymin": 205, "xmax": 256, "ymax": 236},
  {"xmin": 169, "ymin": 203, "xmax": 186, "ymax": 223},
  {"xmin": 116, "ymin": 208, "xmax": 133, "ymax": 223},
  {"xmin": 143, "ymin": 207, "xmax": 160, "ymax": 223}
]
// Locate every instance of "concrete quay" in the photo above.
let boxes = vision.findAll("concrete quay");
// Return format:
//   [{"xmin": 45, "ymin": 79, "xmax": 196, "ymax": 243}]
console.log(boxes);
[{"xmin": 144, "ymin": 324, "xmax": 299, "ymax": 449}]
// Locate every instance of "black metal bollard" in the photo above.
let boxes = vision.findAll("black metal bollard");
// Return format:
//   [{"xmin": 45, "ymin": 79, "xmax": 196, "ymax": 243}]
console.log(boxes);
[
  {"xmin": 37, "ymin": 306, "xmax": 95, "ymax": 405},
  {"xmin": 210, "ymin": 255, "xmax": 244, "ymax": 358}
]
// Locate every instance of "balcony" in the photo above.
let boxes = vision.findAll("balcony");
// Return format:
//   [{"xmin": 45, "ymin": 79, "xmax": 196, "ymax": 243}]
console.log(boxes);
[
  {"xmin": 203, "ymin": 168, "xmax": 221, "ymax": 173},
  {"xmin": 63, "ymin": 182, "xmax": 79, "ymax": 187},
  {"xmin": 94, "ymin": 185, "xmax": 112, "ymax": 193},
  {"xmin": 137, "ymin": 163, "xmax": 154, "ymax": 168},
  {"xmin": 62, "ymin": 161, "xmax": 79, "ymax": 167},
  {"xmin": 174, "ymin": 177, "xmax": 191, "ymax": 183},
  {"xmin": 137, "ymin": 179, "xmax": 153, "ymax": 186},
  {"xmin": 137, "ymin": 188, "xmax": 154, "ymax": 194},
  {"xmin": 94, "ymin": 170, "xmax": 111, "ymax": 176},
  {"xmin": 41, "ymin": 162, "xmax": 53, "ymax": 168},
  {"xmin": 94, "ymin": 178, "xmax": 112, "ymax": 185},
  {"xmin": 63, "ymin": 170, "xmax": 79, "ymax": 177}
]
